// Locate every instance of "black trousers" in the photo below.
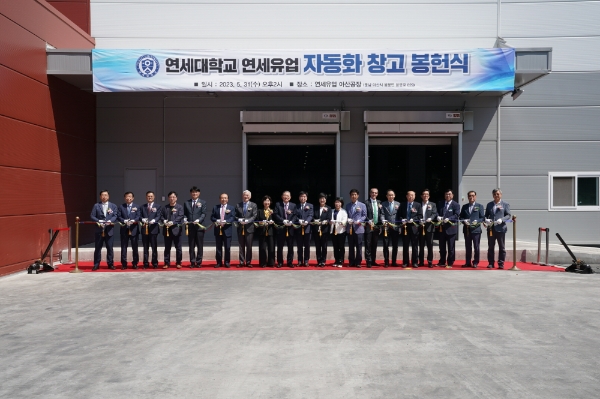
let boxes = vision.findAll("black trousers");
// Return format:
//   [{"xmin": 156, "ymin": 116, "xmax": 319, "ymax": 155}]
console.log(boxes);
[
  {"xmin": 314, "ymin": 232, "xmax": 329, "ymax": 264},
  {"xmin": 215, "ymin": 234, "xmax": 232, "ymax": 265},
  {"xmin": 164, "ymin": 234, "xmax": 182, "ymax": 265},
  {"xmin": 347, "ymin": 232, "xmax": 364, "ymax": 265},
  {"xmin": 464, "ymin": 232, "xmax": 481, "ymax": 265},
  {"xmin": 258, "ymin": 233, "xmax": 275, "ymax": 266},
  {"xmin": 94, "ymin": 232, "xmax": 114, "ymax": 267},
  {"xmin": 120, "ymin": 232, "xmax": 139, "ymax": 266},
  {"xmin": 187, "ymin": 229, "xmax": 205, "ymax": 265},
  {"xmin": 382, "ymin": 229, "xmax": 399, "ymax": 264},
  {"xmin": 364, "ymin": 227, "xmax": 380, "ymax": 264},
  {"xmin": 402, "ymin": 231, "xmax": 419, "ymax": 265},
  {"xmin": 331, "ymin": 232, "xmax": 346, "ymax": 264},
  {"xmin": 141, "ymin": 233, "xmax": 158, "ymax": 266},
  {"xmin": 439, "ymin": 233, "xmax": 456, "ymax": 265},
  {"xmin": 296, "ymin": 230, "xmax": 311, "ymax": 264},
  {"xmin": 487, "ymin": 230, "xmax": 506, "ymax": 266},
  {"xmin": 418, "ymin": 230, "xmax": 434, "ymax": 264},
  {"xmin": 276, "ymin": 229, "xmax": 295, "ymax": 265},
  {"xmin": 238, "ymin": 232, "xmax": 254, "ymax": 264}
]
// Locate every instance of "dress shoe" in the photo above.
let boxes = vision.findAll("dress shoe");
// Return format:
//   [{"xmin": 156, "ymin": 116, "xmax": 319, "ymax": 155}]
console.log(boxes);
[
  {"xmin": 225, "ymin": 263, "xmax": 230, "ymax": 268},
  {"xmin": 367, "ymin": 264, "xmax": 372, "ymax": 268},
  {"xmin": 372, "ymin": 261, "xmax": 380, "ymax": 266},
  {"xmin": 176, "ymin": 264, "xmax": 182, "ymax": 269},
  {"xmin": 357, "ymin": 264, "xmax": 361, "ymax": 268},
  {"xmin": 463, "ymin": 264, "xmax": 472, "ymax": 268},
  {"xmin": 446, "ymin": 265, "xmax": 453, "ymax": 269},
  {"xmin": 143, "ymin": 265, "xmax": 149, "ymax": 269},
  {"xmin": 487, "ymin": 264, "xmax": 494, "ymax": 269},
  {"xmin": 247, "ymin": 264, "xmax": 253, "ymax": 268},
  {"xmin": 121, "ymin": 265, "xmax": 127, "ymax": 270},
  {"xmin": 277, "ymin": 264, "xmax": 282, "ymax": 268},
  {"xmin": 436, "ymin": 263, "xmax": 446, "ymax": 267},
  {"xmin": 418, "ymin": 263, "xmax": 425, "ymax": 267},
  {"xmin": 288, "ymin": 264, "xmax": 294, "ymax": 268},
  {"xmin": 413, "ymin": 264, "xmax": 418, "ymax": 268},
  {"xmin": 260, "ymin": 264, "xmax": 266, "ymax": 268},
  {"xmin": 498, "ymin": 265, "xmax": 504, "ymax": 269},
  {"xmin": 190, "ymin": 263, "xmax": 196, "ymax": 268},
  {"xmin": 108, "ymin": 265, "xmax": 116, "ymax": 270},
  {"xmin": 153, "ymin": 265, "xmax": 158, "ymax": 269},
  {"xmin": 237, "ymin": 264, "xmax": 243, "ymax": 268},
  {"xmin": 132, "ymin": 265, "xmax": 138, "ymax": 269},
  {"xmin": 391, "ymin": 262, "xmax": 399, "ymax": 267},
  {"xmin": 428, "ymin": 262, "xmax": 433, "ymax": 267},
  {"xmin": 92, "ymin": 265, "xmax": 99, "ymax": 271},
  {"xmin": 473, "ymin": 264, "xmax": 478, "ymax": 268},
  {"xmin": 215, "ymin": 264, "xmax": 221, "ymax": 268}
]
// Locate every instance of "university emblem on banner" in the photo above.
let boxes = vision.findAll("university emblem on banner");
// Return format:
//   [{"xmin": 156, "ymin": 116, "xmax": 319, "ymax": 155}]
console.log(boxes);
[{"xmin": 136, "ymin": 55, "xmax": 159, "ymax": 78}]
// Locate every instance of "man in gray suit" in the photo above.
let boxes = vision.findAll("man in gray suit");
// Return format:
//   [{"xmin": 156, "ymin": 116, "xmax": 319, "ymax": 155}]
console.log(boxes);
[
  {"xmin": 418, "ymin": 189, "xmax": 438, "ymax": 267},
  {"xmin": 235, "ymin": 190, "xmax": 257, "ymax": 267},
  {"xmin": 380, "ymin": 189, "xmax": 400, "ymax": 267},
  {"xmin": 183, "ymin": 186, "xmax": 207, "ymax": 268},
  {"xmin": 460, "ymin": 191, "xmax": 485, "ymax": 268},
  {"xmin": 484, "ymin": 188, "xmax": 512, "ymax": 269}
]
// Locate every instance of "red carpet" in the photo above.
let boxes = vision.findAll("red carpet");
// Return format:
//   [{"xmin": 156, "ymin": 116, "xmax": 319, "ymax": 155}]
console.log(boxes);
[{"xmin": 54, "ymin": 261, "xmax": 563, "ymax": 272}]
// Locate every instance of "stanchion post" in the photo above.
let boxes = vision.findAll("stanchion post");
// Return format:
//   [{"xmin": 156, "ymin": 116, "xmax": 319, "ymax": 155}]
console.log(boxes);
[
  {"xmin": 49, "ymin": 229, "xmax": 53, "ymax": 267},
  {"xmin": 544, "ymin": 228, "xmax": 550, "ymax": 266},
  {"xmin": 509, "ymin": 215, "xmax": 520, "ymax": 271},
  {"xmin": 70, "ymin": 217, "xmax": 83, "ymax": 273},
  {"xmin": 536, "ymin": 228, "xmax": 542, "ymax": 264}
]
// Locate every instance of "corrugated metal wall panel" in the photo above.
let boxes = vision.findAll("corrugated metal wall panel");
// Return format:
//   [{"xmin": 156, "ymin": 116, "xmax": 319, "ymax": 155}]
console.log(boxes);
[
  {"xmin": 507, "ymin": 37, "xmax": 600, "ymax": 72},
  {"xmin": 92, "ymin": 0, "xmax": 495, "ymax": 3},
  {"xmin": 0, "ymin": 167, "xmax": 66, "ymax": 216},
  {"xmin": 502, "ymin": 1, "xmax": 600, "ymax": 38},
  {"xmin": 459, "ymin": 176, "xmax": 547, "ymax": 211},
  {"xmin": 0, "ymin": 0, "xmax": 94, "ymax": 49},
  {"xmin": 47, "ymin": 1, "xmax": 90, "ymax": 34},
  {"xmin": 501, "ymin": 141, "xmax": 600, "ymax": 176},
  {"xmin": 94, "ymin": 37, "xmax": 497, "ymax": 50},
  {"xmin": 0, "ymin": 14, "xmax": 48, "ymax": 84},
  {"xmin": 462, "ymin": 108, "xmax": 497, "ymax": 143},
  {"xmin": 501, "ymin": 72, "xmax": 600, "ymax": 107},
  {"xmin": 502, "ymin": 107, "xmax": 600, "ymax": 141},
  {"xmin": 463, "ymin": 141, "xmax": 497, "ymax": 176},
  {"xmin": 91, "ymin": 3, "xmax": 497, "ymax": 40},
  {"xmin": 503, "ymin": 210, "xmax": 600, "ymax": 244}
]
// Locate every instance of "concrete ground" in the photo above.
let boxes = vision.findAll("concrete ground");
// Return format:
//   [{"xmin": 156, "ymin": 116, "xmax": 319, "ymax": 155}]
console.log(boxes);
[{"xmin": 1, "ymin": 269, "xmax": 599, "ymax": 398}]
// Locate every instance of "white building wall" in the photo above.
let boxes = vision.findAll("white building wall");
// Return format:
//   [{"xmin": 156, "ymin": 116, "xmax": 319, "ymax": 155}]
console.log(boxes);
[{"xmin": 90, "ymin": 0, "xmax": 600, "ymax": 244}]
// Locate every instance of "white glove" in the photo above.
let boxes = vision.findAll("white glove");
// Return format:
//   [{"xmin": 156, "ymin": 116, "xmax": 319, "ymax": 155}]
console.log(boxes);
[
  {"xmin": 369, "ymin": 220, "xmax": 374, "ymax": 226},
  {"xmin": 355, "ymin": 220, "xmax": 361, "ymax": 225},
  {"xmin": 284, "ymin": 220, "xmax": 290, "ymax": 225},
  {"xmin": 105, "ymin": 221, "xmax": 112, "ymax": 225},
  {"xmin": 269, "ymin": 220, "xmax": 274, "ymax": 225},
  {"xmin": 183, "ymin": 217, "xmax": 188, "ymax": 223},
  {"xmin": 464, "ymin": 220, "xmax": 470, "ymax": 225},
  {"xmin": 485, "ymin": 219, "xmax": 492, "ymax": 224},
  {"xmin": 322, "ymin": 220, "xmax": 328, "ymax": 225},
  {"xmin": 402, "ymin": 219, "xmax": 407, "ymax": 224},
  {"xmin": 495, "ymin": 218, "xmax": 502, "ymax": 225},
  {"xmin": 437, "ymin": 216, "xmax": 443, "ymax": 222},
  {"xmin": 238, "ymin": 218, "xmax": 244, "ymax": 223},
  {"xmin": 426, "ymin": 218, "xmax": 431, "ymax": 222},
  {"xmin": 168, "ymin": 221, "xmax": 174, "ymax": 226},
  {"xmin": 245, "ymin": 219, "xmax": 249, "ymax": 224},
  {"xmin": 299, "ymin": 219, "xmax": 304, "ymax": 224},
  {"xmin": 150, "ymin": 219, "xmax": 155, "ymax": 224},
  {"xmin": 408, "ymin": 219, "xmax": 413, "ymax": 223},
  {"xmin": 99, "ymin": 220, "xmax": 105, "ymax": 223},
  {"xmin": 444, "ymin": 218, "xmax": 449, "ymax": 223},
  {"xmin": 194, "ymin": 219, "xmax": 199, "ymax": 223},
  {"xmin": 142, "ymin": 218, "xmax": 148, "ymax": 223}
]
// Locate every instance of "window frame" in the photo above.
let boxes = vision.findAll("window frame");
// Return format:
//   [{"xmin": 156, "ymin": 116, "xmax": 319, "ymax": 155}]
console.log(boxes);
[{"xmin": 549, "ymin": 172, "xmax": 600, "ymax": 211}]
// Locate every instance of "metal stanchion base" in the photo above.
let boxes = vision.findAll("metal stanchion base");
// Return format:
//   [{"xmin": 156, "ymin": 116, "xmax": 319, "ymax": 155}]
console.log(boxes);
[
  {"xmin": 509, "ymin": 265, "xmax": 521, "ymax": 271},
  {"xmin": 69, "ymin": 268, "xmax": 83, "ymax": 273}
]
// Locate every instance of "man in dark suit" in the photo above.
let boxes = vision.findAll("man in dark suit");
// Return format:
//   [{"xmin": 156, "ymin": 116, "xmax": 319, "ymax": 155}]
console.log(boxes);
[
  {"xmin": 313, "ymin": 193, "xmax": 332, "ymax": 267},
  {"xmin": 295, "ymin": 191, "xmax": 314, "ymax": 266},
  {"xmin": 380, "ymin": 189, "xmax": 401, "ymax": 267},
  {"xmin": 399, "ymin": 190, "xmax": 422, "ymax": 267},
  {"xmin": 346, "ymin": 189, "xmax": 367, "ymax": 267},
  {"xmin": 418, "ymin": 189, "xmax": 438, "ymax": 267},
  {"xmin": 117, "ymin": 191, "xmax": 140, "ymax": 270},
  {"xmin": 460, "ymin": 191, "xmax": 485, "ymax": 268},
  {"xmin": 210, "ymin": 193, "xmax": 236, "ymax": 268},
  {"xmin": 183, "ymin": 186, "xmax": 207, "ymax": 268},
  {"xmin": 485, "ymin": 188, "xmax": 512, "ymax": 269},
  {"xmin": 139, "ymin": 191, "xmax": 162, "ymax": 269},
  {"xmin": 273, "ymin": 190, "xmax": 298, "ymax": 268},
  {"xmin": 90, "ymin": 190, "xmax": 119, "ymax": 271},
  {"xmin": 364, "ymin": 188, "xmax": 381, "ymax": 268},
  {"xmin": 162, "ymin": 191, "xmax": 184, "ymax": 269},
  {"xmin": 235, "ymin": 190, "xmax": 257, "ymax": 267},
  {"xmin": 437, "ymin": 189, "xmax": 461, "ymax": 267}
]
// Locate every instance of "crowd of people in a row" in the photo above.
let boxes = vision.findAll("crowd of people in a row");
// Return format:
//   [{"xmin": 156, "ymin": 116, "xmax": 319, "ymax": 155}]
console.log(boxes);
[{"xmin": 89, "ymin": 186, "xmax": 511, "ymax": 271}]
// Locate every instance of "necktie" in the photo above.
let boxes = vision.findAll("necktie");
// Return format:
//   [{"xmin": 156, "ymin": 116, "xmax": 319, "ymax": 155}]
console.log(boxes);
[
  {"xmin": 193, "ymin": 200, "xmax": 197, "ymax": 209},
  {"xmin": 389, "ymin": 202, "xmax": 393, "ymax": 213},
  {"xmin": 127, "ymin": 205, "xmax": 131, "ymax": 216},
  {"xmin": 220, "ymin": 205, "xmax": 225, "ymax": 220},
  {"xmin": 243, "ymin": 202, "xmax": 247, "ymax": 216},
  {"xmin": 148, "ymin": 203, "xmax": 152, "ymax": 213},
  {"xmin": 102, "ymin": 203, "xmax": 107, "ymax": 217},
  {"xmin": 408, "ymin": 203, "xmax": 412, "ymax": 216},
  {"xmin": 372, "ymin": 201, "xmax": 378, "ymax": 224},
  {"xmin": 284, "ymin": 203, "xmax": 288, "ymax": 219},
  {"xmin": 423, "ymin": 202, "xmax": 427, "ymax": 217},
  {"xmin": 469, "ymin": 205, "xmax": 473, "ymax": 214}
]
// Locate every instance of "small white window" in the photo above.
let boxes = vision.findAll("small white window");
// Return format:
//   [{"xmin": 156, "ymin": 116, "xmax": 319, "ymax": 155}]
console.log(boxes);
[{"xmin": 549, "ymin": 173, "xmax": 600, "ymax": 211}]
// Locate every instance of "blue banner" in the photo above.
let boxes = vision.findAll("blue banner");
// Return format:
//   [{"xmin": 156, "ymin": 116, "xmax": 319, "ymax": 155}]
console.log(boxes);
[{"xmin": 92, "ymin": 49, "xmax": 515, "ymax": 92}]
